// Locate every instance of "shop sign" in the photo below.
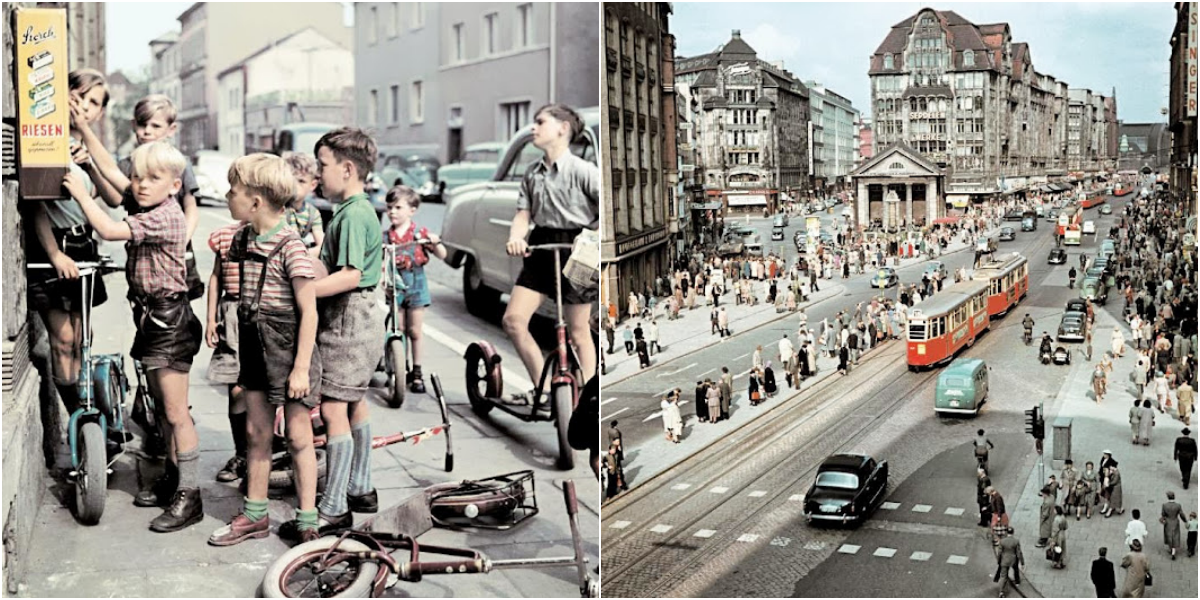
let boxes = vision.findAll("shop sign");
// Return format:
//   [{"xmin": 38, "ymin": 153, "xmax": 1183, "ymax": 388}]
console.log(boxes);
[
  {"xmin": 616, "ymin": 228, "xmax": 669, "ymax": 256},
  {"xmin": 1188, "ymin": 3, "xmax": 1197, "ymax": 117},
  {"xmin": 15, "ymin": 8, "xmax": 70, "ymax": 199}
]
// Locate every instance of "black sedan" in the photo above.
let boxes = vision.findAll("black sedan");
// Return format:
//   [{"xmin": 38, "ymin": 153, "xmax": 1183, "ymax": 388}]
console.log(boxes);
[
  {"xmin": 1057, "ymin": 311, "xmax": 1086, "ymax": 342},
  {"xmin": 803, "ymin": 454, "xmax": 889, "ymax": 526},
  {"xmin": 999, "ymin": 226, "xmax": 1017, "ymax": 241},
  {"xmin": 1048, "ymin": 248, "xmax": 1067, "ymax": 264}
]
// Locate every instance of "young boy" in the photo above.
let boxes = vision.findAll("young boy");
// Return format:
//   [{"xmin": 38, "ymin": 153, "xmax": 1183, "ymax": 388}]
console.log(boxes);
[
  {"xmin": 208, "ymin": 154, "xmax": 323, "ymax": 546},
  {"xmin": 63, "ymin": 141, "xmax": 204, "ymax": 533},
  {"xmin": 281, "ymin": 151, "xmax": 325, "ymax": 256},
  {"xmin": 279, "ymin": 127, "xmax": 384, "ymax": 539},
  {"xmin": 383, "ymin": 185, "xmax": 447, "ymax": 393},
  {"xmin": 205, "ymin": 219, "xmax": 247, "ymax": 483}
]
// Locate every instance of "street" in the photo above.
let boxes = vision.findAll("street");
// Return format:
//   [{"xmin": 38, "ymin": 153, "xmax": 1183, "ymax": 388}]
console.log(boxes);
[
  {"xmin": 600, "ymin": 189, "xmax": 1197, "ymax": 598},
  {"xmin": 16, "ymin": 200, "xmax": 599, "ymax": 598}
]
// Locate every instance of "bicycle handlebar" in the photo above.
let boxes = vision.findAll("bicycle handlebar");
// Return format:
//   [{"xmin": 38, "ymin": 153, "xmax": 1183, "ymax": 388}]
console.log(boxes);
[
  {"xmin": 524, "ymin": 243, "xmax": 576, "ymax": 251},
  {"xmin": 385, "ymin": 238, "xmax": 434, "ymax": 248}
]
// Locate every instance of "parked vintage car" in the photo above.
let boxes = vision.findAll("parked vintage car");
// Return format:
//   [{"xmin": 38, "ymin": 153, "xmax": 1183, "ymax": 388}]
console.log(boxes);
[
  {"xmin": 440, "ymin": 107, "xmax": 599, "ymax": 318},
  {"xmin": 376, "ymin": 145, "xmax": 443, "ymax": 202},
  {"xmin": 803, "ymin": 454, "xmax": 889, "ymax": 526},
  {"xmin": 1079, "ymin": 276, "xmax": 1108, "ymax": 304},
  {"xmin": 191, "ymin": 150, "xmax": 236, "ymax": 205},
  {"xmin": 1057, "ymin": 312, "xmax": 1087, "ymax": 342},
  {"xmin": 436, "ymin": 142, "xmax": 506, "ymax": 193}
]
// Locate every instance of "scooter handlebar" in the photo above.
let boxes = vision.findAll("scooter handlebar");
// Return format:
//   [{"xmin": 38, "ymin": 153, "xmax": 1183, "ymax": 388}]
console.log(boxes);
[{"xmin": 430, "ymin": 372, "xmax": 444, "ymax": 399}]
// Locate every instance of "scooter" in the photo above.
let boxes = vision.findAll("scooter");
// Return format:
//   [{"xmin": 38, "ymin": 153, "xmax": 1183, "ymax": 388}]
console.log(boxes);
[{"xmin": 463, "ymin": 243, "xmax": 585, "ymax": 470}]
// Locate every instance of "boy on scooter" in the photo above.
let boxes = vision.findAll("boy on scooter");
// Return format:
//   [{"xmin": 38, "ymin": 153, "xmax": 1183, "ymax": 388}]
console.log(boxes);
[{"xmin": 207, "ymin": 154, "xmax": 323, "ymax": 546}]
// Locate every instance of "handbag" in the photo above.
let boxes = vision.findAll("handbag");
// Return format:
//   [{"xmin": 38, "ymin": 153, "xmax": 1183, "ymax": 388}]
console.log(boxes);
[{"xmin": 1144, "ymin": 570, "xmax": 1152, "ymax": 587}]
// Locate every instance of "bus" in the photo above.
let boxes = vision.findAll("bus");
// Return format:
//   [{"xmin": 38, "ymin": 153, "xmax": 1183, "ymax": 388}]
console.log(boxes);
[
  {"xmin": 907, "ymin": 280, "xmax": 991, "ymax": 370},
  {"xmin": 972, "ymin": 253, "xmax": 1030, "ymax": 317},
  {"xmin": 1057, "ymin": 205, "xmax": 1082, "ymax": 245}
]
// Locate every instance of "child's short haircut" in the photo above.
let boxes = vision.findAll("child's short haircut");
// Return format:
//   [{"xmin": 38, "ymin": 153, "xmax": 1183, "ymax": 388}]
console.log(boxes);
[
  {"xmin": 228, "ymin": 153, "xmax": 297, "ymax": 211},
  {"xmin": 134, "ymin": 94, "xmax": 178, "ymax": 126},
  {"xmin": 385, "ymin": 185, "xmax": 420, "ymax": 209},
  {"xmin": 129, "ymin": 141, "xmax": 187, "ymax": 180},
  {"xmin": 313, "ymin": 127, "xmax": 376, "ymax": 183},
  {"xmin": 281, "ymin": 151, "xmax": 318, "ymax": 180},
  {"xmin": 535, "ymin": 103, "xmax": 584, "ymax": 142},
  {"xmin": 68, "ymin": 68, "xmax": 110, "ymax": 107}
]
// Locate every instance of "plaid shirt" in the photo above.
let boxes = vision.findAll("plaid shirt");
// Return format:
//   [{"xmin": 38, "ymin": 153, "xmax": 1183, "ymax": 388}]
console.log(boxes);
[{"xmin": 125, "ymin": 198, "xmax": 189, "ymax": 298}]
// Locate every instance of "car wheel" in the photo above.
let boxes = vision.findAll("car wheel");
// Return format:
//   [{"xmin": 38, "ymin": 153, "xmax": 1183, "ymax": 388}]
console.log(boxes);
[{"xmin": 462, "ymin": 256, "xmax": 501, "ymax": 320}]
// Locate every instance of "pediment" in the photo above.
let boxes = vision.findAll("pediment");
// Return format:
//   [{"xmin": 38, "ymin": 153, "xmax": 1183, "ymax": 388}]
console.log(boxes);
[{"xmin": 852, "ymin": 143, "xmax": 942, "ymax": 178}]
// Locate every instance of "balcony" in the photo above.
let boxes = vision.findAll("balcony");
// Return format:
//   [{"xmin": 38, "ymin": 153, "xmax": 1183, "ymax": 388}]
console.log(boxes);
[
  {"xmin": 611, "ymin": 169, "xmax": 622, "ymax": 186},
  {"xmin": 636, "ymin": 62, "xmax": 646, "ymax": 81},
  {"xmin": 637, "ymin": 113, "xmax": 647, "ymax": 131},
  {"xmin": 624, "ymin": 109, "xmax": 634, "ymax": 131},
  {"xmin": 607, "ymin": 48, "xmax": 618, "ymax": 72},
  {"xmin": 621, "ymin": 56, "xmax": 632, "ymax": 78},
  {"xmin": 609, "ymin": 106, "xmax": 620, "ymax": 127},
  {"xmin": 641, "ymin": 168, "xmax": 649, "ymax": 183},
  {"xmin": 650, "ymin": 116, "xmax": 659, "ymax": 134},
  {"xmin": 650, "ymin": 70, "xmax": 658, "ymax": 86}
]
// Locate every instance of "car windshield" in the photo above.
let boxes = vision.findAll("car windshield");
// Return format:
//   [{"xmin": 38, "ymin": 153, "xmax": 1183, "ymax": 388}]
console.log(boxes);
[
  {"xmin": 943, "ymin": 377, "xmax": 969, "ymax": 387},
  {"xmin": 815, "ymin": 471, "xmax": 860, "ymax": 490}
]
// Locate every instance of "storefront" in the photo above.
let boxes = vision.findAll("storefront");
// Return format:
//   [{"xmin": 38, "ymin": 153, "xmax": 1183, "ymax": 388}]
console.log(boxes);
[{"xmin": 724, "ymin": 188, "xmax": 776, "ymax": 215}]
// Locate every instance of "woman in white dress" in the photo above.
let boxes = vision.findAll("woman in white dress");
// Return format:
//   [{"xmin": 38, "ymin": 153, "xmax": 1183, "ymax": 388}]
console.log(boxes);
[{"xmin": 1111, "ymin": 328, "xmax": 1126, "ymax": 358}]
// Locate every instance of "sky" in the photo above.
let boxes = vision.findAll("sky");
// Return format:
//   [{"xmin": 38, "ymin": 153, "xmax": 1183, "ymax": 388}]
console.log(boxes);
[{"xmin": 672, "ymin": 1, "xmax": 1177, "ymax": 123}]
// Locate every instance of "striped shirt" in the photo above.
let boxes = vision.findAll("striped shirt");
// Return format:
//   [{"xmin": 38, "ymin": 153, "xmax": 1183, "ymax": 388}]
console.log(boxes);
[
  {"xmin": 234, "ymin": 221, "xmax": 316, "ymax": 311},
  {"xmin": 208, "ymin": 222, "xmax": 244, "ymax": 297},
  {"xmin": 285, "ymin": 203, "xmax": 323, "ymax": 243},
  {"xmin": 125, "ymin": 198, "xmax": 188, "ymax": 298}
]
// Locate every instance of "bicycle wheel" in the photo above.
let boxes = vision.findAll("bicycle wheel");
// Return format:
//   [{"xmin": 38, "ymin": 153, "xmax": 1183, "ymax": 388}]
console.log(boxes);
[
  {"xmin": 387, "ymin": 339, "xmax": 405, "ymax": 409},
  {"xmin": 261, "ymin": 537, "xmax": 379, "ymax": 598},
  {"xmin": 74, "ymin": 421, "xmax": 107, "ymax": 525},
  {"xmin": 553, "ymin": 384, "xmax": 575, "ymax": 471}
]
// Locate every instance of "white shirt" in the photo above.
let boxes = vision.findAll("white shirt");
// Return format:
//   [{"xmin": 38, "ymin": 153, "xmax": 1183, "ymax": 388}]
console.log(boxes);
[
  {"xmin": 779, "ymin": 338, "xmax": 794, "ymax": 361},
  {"xmin": 1125, "ymin": 519, "xmax": 1148, "ymax": 547}
]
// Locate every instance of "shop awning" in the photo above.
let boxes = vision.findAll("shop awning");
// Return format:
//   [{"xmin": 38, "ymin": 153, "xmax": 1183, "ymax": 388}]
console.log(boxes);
[
  {"xmin": 727, "ymin": 194, "xmax": 768, "ymax": 206},
  {"xmin": 946, "ymin": 194, "xmax": 971, "ymax": 208},
  {"xmin": 689, "ymin": 202, "xmax": 722, "ymax": 210}
]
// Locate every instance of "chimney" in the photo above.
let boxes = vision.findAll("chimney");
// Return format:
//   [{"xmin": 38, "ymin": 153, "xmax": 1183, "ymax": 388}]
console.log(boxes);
[{"xmin": 732, "ymin": 29, "xmax": 741, "ymax": 38}]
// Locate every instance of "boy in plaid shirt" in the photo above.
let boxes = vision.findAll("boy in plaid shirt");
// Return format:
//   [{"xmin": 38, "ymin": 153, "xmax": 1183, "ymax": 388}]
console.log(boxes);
[{"xmin": 64, "ymin": 141, "xmax": 204, "ymax": 533}]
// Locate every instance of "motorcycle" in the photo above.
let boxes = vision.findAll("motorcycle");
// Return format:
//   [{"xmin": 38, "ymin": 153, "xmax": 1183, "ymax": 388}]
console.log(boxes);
[{"xmin": 1023, "ymin": 328, "xmax": 1033, "ymax": 346}]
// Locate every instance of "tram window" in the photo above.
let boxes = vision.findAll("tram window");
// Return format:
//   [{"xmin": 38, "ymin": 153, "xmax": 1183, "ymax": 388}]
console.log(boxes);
[{"xmin": 909, "ymin": 323, "xmax": 926, "ymax": 341}]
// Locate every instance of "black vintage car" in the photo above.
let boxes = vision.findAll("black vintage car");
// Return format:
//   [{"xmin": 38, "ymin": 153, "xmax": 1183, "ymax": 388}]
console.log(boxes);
[
  {"xmin": 998, "ymin": 226, "xmax": 1017, "ymax": 241},
  {"xmin": 1047, "ymin": 248, "xmax": 1067, "ymax": 264},
  {"xmin": 803, "ymin": 454, "xmax": 889, "ymax": 526}
]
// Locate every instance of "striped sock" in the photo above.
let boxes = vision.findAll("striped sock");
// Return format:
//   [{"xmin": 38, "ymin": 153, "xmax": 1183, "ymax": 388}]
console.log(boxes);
[
  {"xmin": 177, "ymin": 449, "xmax": 200, "ymax": 490},
  {"xmin": 347, "ymin": 422, "xmax": 373, "ymax": 496},
  {"xmin": 318, "ymin": 434, "xmax": 352, "ymax": 516}
]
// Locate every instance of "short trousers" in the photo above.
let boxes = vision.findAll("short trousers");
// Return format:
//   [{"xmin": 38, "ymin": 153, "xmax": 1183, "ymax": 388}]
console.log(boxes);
[
  {"xmin": 318, "ymin": 287, "xmax": 384, "ymax": 401},
  {"xmin": 131, "ymin": 293, "xmax": 202, "ymax": 372},
  {"xmin": 386, "ymin": 267, "xmax": 431, "ymax": 309},
  {"xmin": 26, "ymin": 226, "xmax": 109, "ymax": 313},
  {"xmin": 514, "ymin": 228, "xmax": 598, "ymax": 305},
  {"xmin": 206, "ymin": 297, "xmax": 241, "ymax": 385},
  {"xmin": 238, "ymin": 308, "xmax": 322, "ymax": 408}
]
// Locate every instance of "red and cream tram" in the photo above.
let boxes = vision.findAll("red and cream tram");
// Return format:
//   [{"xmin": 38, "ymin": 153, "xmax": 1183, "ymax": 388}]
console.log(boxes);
[
  {"xmin": 907, "ymin": 280, "xmax": 991, "ymax": 369},
  {"xmin": 972, "ymin": 253, "xmax": 1029, "ymax": 317}
]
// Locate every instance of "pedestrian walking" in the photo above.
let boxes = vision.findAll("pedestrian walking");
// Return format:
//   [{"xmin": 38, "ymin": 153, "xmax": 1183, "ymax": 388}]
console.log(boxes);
[
  {"xmin": 1137, "ymin": 400, "xmax": 1156, "ymax": 446},
  {"xmin": 763, "ymin": 361, "xmax": 778, "ymax": 398},
  {"xmin": 1160, "ymin": 490, "xmax": 1184, "ymax": 560},
  {"xmin": 1112, "ymin": 328, "xmax": 1126, "ymax": 358},
  {"xmin": 1128, "ymin": 399, "xmax": 1142, "ymax": 445},
  {"xmin": 1118, "ymin": 539, "xmax": 1149, "ymax": 598},
  {"xmin": 1104, "ymin": 462, "xmax": 1124, "ymax": 517},
  {"xmin": 1091, "ymin": 547, "xmax": 1117, "ymax": 598},
  {"xmin": 1177, "ymin": 381, "xmax": 1194, "ymax": 426},
  {"xmin": 748, "ymin": 370, "xmax": 763, "ymax": 407},
  {"xmin": 718, "ymin": 306, "xmax": 730, "ymax": 337},
  {"xmin": 1175, "ymin": 427, "xmax": 1197, "ymax": 489},
  {"xmin": 719, "ymin": 367, "xmax": 733, "ymax": 420},
  {"xmin": 1081, "ymin": 461, "xmax": 1100, "ymax": 519},
  {"xmin": 1037, "ymin": 486, "xmax": 1055, "ymax": 547},
  {"xmin": 660, "ymin": 392, "xmax": 682, "ymax": 444},
  {"xmin": 1187, "ymin": 512, "xmax": 1198, "ymax": 558},
  {"xmin": 647, "ymin": 320, "xmax": 660, "ymax": 356},
  {"xmin": 977, "ymin": 467, "xmax": 993, "ymax": 527},
  {"xmin": 623, "ymin": 325, "xmax": 634, "ymax": 355},
  {"xmin": 636, "ymin": 337, "xmax": 650, "ymax": 369},
  {"xmin": 604, "ymin": 316, "xmax": 616, "ymax": 354},
  {"xmin": 993, "ymin": 527, "xmax": 1024, "ymax": 597},
  {"xmin": 1048, "ymin": 506, "xmax": 1068, "ymax": 569},
  {"xmin": 988, "ymin": 486, "xmax": 1010, "ymax": 533},
  {"xmin": 1093, "ymin": 364, "xmax": 1108, "ymax": 402},
  {"xmin": 607, "ymin": 420, "xmax": 624, "ymax": 464},
  {"xmin": 1125, "ymin": 509, "xmax": 1148, "ymax": 548}
]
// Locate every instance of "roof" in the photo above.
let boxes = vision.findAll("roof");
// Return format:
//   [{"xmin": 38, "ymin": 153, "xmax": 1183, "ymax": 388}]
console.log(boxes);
[
  {"xmin": 106, "ymin": 70, "xmax": 132, "ymax": 87},
  {"xmin": 216, "ymin": 27, "xmax": 345, "ymax": 79},
  {"xmin": 719, "ymin": 30, "xmax": 757, "ymax": 61},
  {"xmin": 909, "ymin": 279, "xmax": 990, "ymax": 317},
  {"xmin": 819, "ymin": 454, "xmax": 872, "ymax": 473},
  {"xmin": 941, "ymin": 357, "xmax": 987, "ymax": 378},
  {"xmin": 850, "ymin": 142, "xmax": 943, "ymax": 177}
]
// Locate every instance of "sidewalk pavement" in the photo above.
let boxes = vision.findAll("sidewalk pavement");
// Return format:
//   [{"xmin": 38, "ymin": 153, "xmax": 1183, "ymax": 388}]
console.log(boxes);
[
  {"xmin": 1012, "ymin": 308, "xmax": 1197, "ymax": 599},
  {"xmin": 602, "ymin": 227, "xmax": 988, "ymax": 386}
]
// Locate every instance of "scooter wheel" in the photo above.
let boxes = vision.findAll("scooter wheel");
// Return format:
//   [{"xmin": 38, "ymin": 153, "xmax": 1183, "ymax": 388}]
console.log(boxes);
[
  {"xmin": 74, "ymin": 420, "xmax": 108, "ymax": 525},
  {"xmin": 465, "ymin": 344, "xmax": 497, "ymax": 416},
  {"xmin": 261, "ymin": 537, "xmax": 379, "ymax": 598}
]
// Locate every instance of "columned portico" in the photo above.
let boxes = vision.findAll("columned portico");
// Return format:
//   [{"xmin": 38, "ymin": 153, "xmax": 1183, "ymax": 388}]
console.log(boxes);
[{"xmin": 849, "ymin": 143, "xmax": 946, "ymax": 234}]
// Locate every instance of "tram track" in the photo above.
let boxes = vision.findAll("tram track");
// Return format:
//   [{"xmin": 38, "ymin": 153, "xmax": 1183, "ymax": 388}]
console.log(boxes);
[{"xmin": 602, "ymin": 345, "xmax": 940, "ymax": 596}]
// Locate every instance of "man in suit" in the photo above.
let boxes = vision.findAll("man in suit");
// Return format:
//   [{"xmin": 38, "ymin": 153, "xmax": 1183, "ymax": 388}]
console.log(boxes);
[
  {"xmin": 607, "ymin": 421, "xmax": 623, "ymax": 464},
  {"xmin": 1090, "ymin": 546, "xmax": 1116, "ymax": 597},
  {"xmin": 1175, "ymin": 427, "xmax": 1197, "ymax": 489},
  {"xmin": 718, "ymin": 367, "xmax": 734, "ymax": 421},
  {"xmin": 694, "ymin": 381, "xmax": 709, "ymax": 423},
  {"xmin": 994, "ymin": 526, "xmax": 1024, "ymax": 597}
]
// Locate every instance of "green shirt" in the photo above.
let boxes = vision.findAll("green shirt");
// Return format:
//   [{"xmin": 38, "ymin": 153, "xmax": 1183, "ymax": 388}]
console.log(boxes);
[{"xmin": 320, "ymin": 193, "xmax": 381, "ymax": 289}]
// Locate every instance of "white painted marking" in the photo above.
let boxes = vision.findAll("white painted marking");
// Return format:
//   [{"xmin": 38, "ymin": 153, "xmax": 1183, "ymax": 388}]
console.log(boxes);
[
  {"xmin": 737, "ymin": 534, "xmax": 760, "ymax": 543},
  {"xmin": 424, "ymin": 325, "xmax": 534, "ymax": 391},
  {"xmin": 788, "ymin": 494, "xmax": 805, "ymax": 502},
  {"xmin": 770, "ymin": 537, "xmax": 791, "ymax": 547},
  {"xmin": 642, "ymin": 411, "xmax": 663, "ymax": 423},
  {"xmin": 694, "ymin": 529, "xmax": 716, "ymax": 539},
  {"xmin": 601, "ymin": 407, "xmax": 630, "ymax": 421},
  {"xmin": 710, "ymin": 486, "xmax": 729, "ymax": 494},
  {"xmin": 947, "ymin": 555, "xmax": 969, "ymax": 565},
  {"xmin": 803, "ymin": 541, "xmax": 826, "ymax": 551},
  {"xmin": 910, "ymin": 551, "xmax": 932, "ymax": 562},
  {"xmin": 748, "ymin": 490, "xmax": 767, "ymax": 498},
  {"xmin": 649, "ymin": 524, "xmax": 672, "ymax": 534},
  {"xmin": 944, "ymin": 507, "xmax": 965, "ymax": 517},
  {"xmin": 670, "ymin": 483, "xmax": 692, "ymax": 491},
  {"xmin": 881, "ymin": 502, "xmax": 901, "ymax": 510},
  {"xmin": 655, "ymin": 387, "xmax": 674, "ymax": 397},
  {"xmin": 657, "ymin": 363, "xmax": 697, "ymax": 377},
  {"xmin": 911, "ymin": 504, "xmax": 932, "ymax": 513},
  {"xmin": 698, "ymin": 368, "xmax": 715, "ymax": 377},
  {"xmin": 600, "ymin": 397, "xmax": 619, "ymax": 406},
  {"xmin": 874, "ymin": 547, "xmax": 897, "ymax": 558},
  {"xmin": 838, "ymin": 544, "xmax": 861, "ymax": 554},
  {"xmin": 735, "ymin": 352, "xmax": 750, "ymax": 360},
  {"xmin": 609, "ymin": 520, "xmax": 631, "ymax": 530}
]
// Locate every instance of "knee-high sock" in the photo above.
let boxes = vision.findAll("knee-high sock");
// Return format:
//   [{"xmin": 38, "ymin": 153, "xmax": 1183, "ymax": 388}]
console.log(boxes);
[
  {"xmin": 176, "ymin": 449, "xmax": 200, "ymax": 490},
  {"xmin": 347, "ymin": 421, "xmax": 372, "ymax": 496},
  {"xmin": 318, "ymin": 434, "xmax": 352, "ymax": 516}
]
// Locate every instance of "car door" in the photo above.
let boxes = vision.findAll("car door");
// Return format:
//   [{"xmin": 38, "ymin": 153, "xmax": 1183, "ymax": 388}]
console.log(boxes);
[{"xmin": 480, "ymin": 134, "xmax": 543, "ymax": 287}]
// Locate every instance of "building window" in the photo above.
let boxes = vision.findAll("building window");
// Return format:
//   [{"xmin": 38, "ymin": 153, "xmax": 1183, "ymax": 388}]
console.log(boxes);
[
  {"xmin": 516, "ymin": 4, "xmax": 533, "ymax": 48},
  {"xmin": 368, "ymin": 6, "xmax": 378, "ymax": 45},
  {"xmin": 963, "ymin": 49, "xmax": 974, "ymax": 67},
  {"xmin": 389, "ymin": 85, "xmax": 400, "ymax": 124},
  {"xmin": 385, "ymin": 3, "xmax": 397, "ymax": 38},
  {"xmin": 410, "ymin": 81, "xmax": 424, "ymax": 124},
  {"xmin": 411, "ymin": 2, "xmax": 424, "ymax": 29},
  {"xmin": 500, "ymin": 101, "xmax": 530, "ymax": 140},
  {"xmin": 483, "ymin": 12, "xmax": 499, "ymax": 55},
  {"xmin": 883, "ymin": 53, "xmax": 893, "ymax": 69},
  {"xmin": 452, "ymin": 23, "xmax": 465, "ymax": 62},
  {"xmin": 368, "ymin": 89, "xmax": 378, "ymax": 125}
]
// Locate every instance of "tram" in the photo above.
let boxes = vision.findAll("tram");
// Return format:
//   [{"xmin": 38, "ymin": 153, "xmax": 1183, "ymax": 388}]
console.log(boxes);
[
  {"xmin": 972, "ymin": 253, "xmax": 1029, "ymax": 317},
  {"xmin": 906, "ymin": 279, "xmax": 991, "ymax": 370},
  {"xmin": 1080, "ymin": 192, "xmax": 1108, "ymax": 209}
]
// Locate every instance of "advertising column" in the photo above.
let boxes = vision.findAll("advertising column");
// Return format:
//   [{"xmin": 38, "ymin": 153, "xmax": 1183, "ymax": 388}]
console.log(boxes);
[{"xmin": 15, "ymin": 7, "xmax": 70, "ymax": 199}]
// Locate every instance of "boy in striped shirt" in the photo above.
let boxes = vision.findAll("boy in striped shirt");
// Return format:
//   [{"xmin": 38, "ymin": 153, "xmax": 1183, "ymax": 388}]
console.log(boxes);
[{"xmin": 208, "ymin": 154, "xmax": 323, "ymax": 546}]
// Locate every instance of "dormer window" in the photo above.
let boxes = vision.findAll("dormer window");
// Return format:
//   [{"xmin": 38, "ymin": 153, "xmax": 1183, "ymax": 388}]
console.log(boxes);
[
  {"xmin": 884, "ymin": 53, "xmax": 894, "ymax": 69},
  {"xmin": 963, "ymin": 49, "xmax": 975, "ymax": 67}
]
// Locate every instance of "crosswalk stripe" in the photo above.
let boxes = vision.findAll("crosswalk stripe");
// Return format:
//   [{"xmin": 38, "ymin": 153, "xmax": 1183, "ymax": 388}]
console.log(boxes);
[
  {"xmin": 694, "ymin": 529, "xmax": 716, "ymax": 538},
  {"xmin": 944, "ymin": 507, "xmax": 965, "ymax": 516},
  {"xmin": 748, "ymin": 490, "xmax": 767, "ymax": 497},
  {"xmin": 649, "ymin": 524, "xmax": 672, "ymax": 534},
  {"xmin": 737, "ymin": 534, "xmax": 760, "ymax": 543},
  {"xmin": 838, "ymin": 544, "xmax": 861, "ymax": 554},
  {"xmin": 789, "ymin": 494, "xmax": 805, "ymax": 502},
  {"xmin": 671, "ymin": 483, "xmax": 692, "ymax": 491},
  {"xmin": 910, "ymin": 551, "xmax": 932, "ymax": 561},
  {"xmin": 947, "ymin": 555, "xmax": 969, "ymax": 565},
  {"xmin": 911, "ymin": 504, "xmax": 932, "ymax": 513},
  {"xmin": 873, "ymin": 547, "xmax": 897, "ymax": 558},
  {"xmin": 710, "ymin": 486, "xmax": 729, "ymax": 494},
  {"xmin": 609, "ymin": 520, "xmax": 631, "ymax": 529}
]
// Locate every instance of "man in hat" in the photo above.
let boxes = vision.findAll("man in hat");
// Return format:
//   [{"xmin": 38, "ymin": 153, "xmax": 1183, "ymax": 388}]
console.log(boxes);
[{"xmin": 1175, "ymin": 427, "xmax": 1197, "ymax": 489}]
